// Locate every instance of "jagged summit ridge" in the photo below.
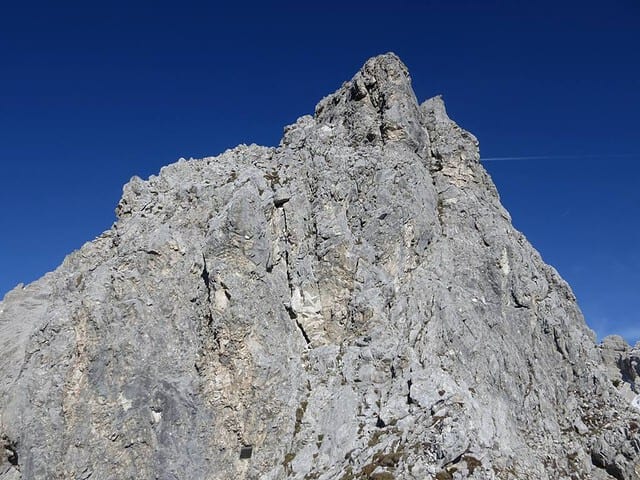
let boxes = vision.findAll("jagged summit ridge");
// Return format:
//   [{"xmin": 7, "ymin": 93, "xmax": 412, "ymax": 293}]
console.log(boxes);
[{"xmin": 1, "ymin": 54, "xmax": 638, "ymax": 480}]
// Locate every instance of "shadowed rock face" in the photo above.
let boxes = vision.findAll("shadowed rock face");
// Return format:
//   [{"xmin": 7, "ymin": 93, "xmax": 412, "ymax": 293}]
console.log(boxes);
[{"xmin": 1, "ymin": 53, "xmax": 638, "ymax": 480}]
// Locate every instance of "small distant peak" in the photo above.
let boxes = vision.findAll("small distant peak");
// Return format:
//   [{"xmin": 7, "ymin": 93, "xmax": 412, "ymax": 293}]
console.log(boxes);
[
  {"xmin": 421, "ymin": 95, "xmax": 450, "ymax": 123},
  {"xmin": 600, "ymin": 334, "xmax": 630, "ymax": 351},
  {"xmin": 421, "ymin": 94, "xmax": 480, "ymax": 168}
]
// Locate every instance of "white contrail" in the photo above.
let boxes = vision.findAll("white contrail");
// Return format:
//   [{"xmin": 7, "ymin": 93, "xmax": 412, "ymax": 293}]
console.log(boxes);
[{"xmin": 481, "ymin": 154, "xmax": 638, "ymax": 162}]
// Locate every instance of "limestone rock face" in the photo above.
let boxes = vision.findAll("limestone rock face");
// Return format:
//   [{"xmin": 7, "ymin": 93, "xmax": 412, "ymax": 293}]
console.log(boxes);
[
  {"xmin": 1, "ymin": 53, "xmax": 639, "ymax": 480},
  {"xmin": 600, "ymin": 336, "xmax": 640, "ymax": 410}
]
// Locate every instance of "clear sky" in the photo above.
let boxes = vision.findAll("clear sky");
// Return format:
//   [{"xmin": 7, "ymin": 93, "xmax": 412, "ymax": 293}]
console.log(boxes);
[{"xmin": 1, "ymin": 1, "xmax": 638, "ymax": 344}]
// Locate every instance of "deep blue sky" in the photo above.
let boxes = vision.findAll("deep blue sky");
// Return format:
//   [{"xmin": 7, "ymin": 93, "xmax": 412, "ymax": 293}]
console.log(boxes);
[{"xmin": 1, "ymin": 1, "xmax": 638, "ymax": 344}]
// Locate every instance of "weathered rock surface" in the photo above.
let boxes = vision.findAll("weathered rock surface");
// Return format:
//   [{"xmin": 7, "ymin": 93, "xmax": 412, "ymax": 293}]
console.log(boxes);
[
  {"xmin": 600, "ymin": 336, "xmax": 640, "ymax": 412},
  {"xmin": 1, "ymin": 53, "xmax": 639, "ymax": 479}
]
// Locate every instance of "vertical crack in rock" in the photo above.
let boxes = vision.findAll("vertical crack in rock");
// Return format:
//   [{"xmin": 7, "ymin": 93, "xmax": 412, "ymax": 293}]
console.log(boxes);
[
  {"xmin": 201, "ymin": 253, "xmax": 212, "ymax": 302},
  {"xmin": 280, "ymin": 206, "xmax": 311, "ymax": 346},
  {"xmin": 406, "ymin": 378, "xmax": 414, "ymax": 405},
  {"xmin": 286, "ymin": 305, "xmax": 311, "ymax": 346}
]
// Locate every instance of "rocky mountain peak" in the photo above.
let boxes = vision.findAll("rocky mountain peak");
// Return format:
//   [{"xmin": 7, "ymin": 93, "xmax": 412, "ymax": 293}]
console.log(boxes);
[
  {"xmin": 311, "ymin": 52, "xmax": 428, "ymax": 151},
  {"xmin": 0, "ymin": 54, "xmax": 638, "ymax": 480}
]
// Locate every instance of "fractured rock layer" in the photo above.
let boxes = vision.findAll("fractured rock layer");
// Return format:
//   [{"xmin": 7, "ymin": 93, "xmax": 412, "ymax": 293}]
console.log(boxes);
[{"xmin": 1, "ymin": 53, "xmax": 639, "ymax": 479}]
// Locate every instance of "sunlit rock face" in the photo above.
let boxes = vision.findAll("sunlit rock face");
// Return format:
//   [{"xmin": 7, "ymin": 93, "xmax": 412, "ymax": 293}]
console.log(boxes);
[{"xmin": 1, "ymin": 53, "xmax": 638, "ymax": 480}]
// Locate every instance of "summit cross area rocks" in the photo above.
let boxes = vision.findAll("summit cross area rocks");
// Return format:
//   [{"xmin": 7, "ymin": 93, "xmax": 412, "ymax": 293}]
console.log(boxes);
[{"xmin": 1, "ymin": 53, "xmax": 639, "ymax": 479}]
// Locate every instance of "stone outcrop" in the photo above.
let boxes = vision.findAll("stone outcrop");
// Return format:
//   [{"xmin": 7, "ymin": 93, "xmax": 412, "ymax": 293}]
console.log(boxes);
[
  {"xmin": 1, "ymin": 53, "xmax": 638, "ymax": 479},
  {"xmin": 600, "ymin": 335, "xmax": 640, "ymax": 413}
]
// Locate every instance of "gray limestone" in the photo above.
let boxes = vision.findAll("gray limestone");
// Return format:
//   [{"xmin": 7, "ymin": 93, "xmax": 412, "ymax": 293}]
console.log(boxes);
[{"xmin": 1, "ymin": 53, "xmax": 638, "ymax": 479}]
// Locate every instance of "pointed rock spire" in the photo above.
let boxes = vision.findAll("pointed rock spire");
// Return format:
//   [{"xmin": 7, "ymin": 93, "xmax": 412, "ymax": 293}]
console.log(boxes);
[{"xmin": 313, "ymin": 52, "xmax": 428, "ymax": 150}]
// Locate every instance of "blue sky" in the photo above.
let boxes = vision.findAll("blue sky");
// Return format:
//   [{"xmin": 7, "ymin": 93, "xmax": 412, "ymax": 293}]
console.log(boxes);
[{"xmin": 1, "ymin": 1, "xmax": 638, "ymax": 344}]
